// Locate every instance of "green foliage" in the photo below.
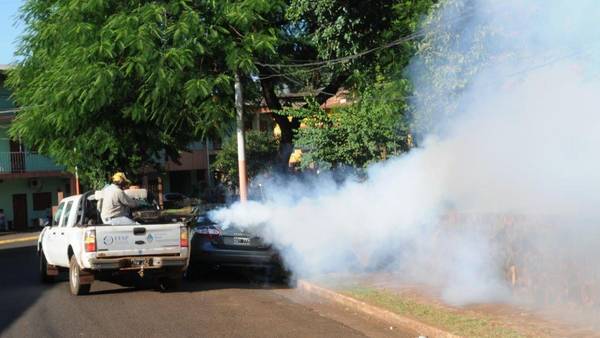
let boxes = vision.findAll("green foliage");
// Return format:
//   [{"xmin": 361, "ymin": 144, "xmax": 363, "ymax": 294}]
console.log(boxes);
[
  {"xmin": 281, "ymin": 0, "xmax": 440, "ymax": 169},
  {"xmin": 409, "ymin": 0, "xmax": 493, "ymax": 137},
  {"xmin": 212, "ymin": 130, "xmax": 278, "ymax": 189},
  {"xmin": 345, "ymin": 287, "xmax": 525, "ymax": 338},
  {"xmin": 248, "ymin": 0, "xmax": 436, "ymax": 168},
  {"xmin": 293, "ymin": 84, "xmax": 411, "ymax": 170},
  {"xmin": 8, "ymin": 0, "xmax": 283, "ymax": 187},
  {"xmin": 286, "ymin": 0, "xmax": 436, "ymax": 80},
  {"xmin": 7, "ymin": 0, "xmax": 438, "ymax": 185}
]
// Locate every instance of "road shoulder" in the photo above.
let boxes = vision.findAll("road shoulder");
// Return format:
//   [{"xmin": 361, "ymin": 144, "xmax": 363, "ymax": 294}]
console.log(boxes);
[
  {"xmin": 297, "ymin": 280, "xmax": 458, "ymax": 338},
  {"xmin": 274, "ymin": 283, "xmax": 419, "ymax": 338},
  {"xmin": 296, "ymin": 278, "xmax": 594, "ymax": 338}
]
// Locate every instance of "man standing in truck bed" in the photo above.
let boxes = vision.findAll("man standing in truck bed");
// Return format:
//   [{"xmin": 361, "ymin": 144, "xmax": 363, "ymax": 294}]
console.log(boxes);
[{"xmin": 100, "ymin": 172, "xmax": 138, "ymax": 225}]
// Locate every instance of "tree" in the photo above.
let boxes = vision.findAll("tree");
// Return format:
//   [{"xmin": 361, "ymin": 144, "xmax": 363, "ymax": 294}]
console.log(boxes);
[
  {"xmin": 408, "ymin": 0, "xmax": 493, "ymax": 139},
  {"xmin": 8, "ymin": 0, "xmax": 282, "ymax": 186},
  {"xmin": 258, "ymin": 0, "xmax": 436, "ymax": 169},
  {"xmin": 212, "ymin": 130, "xmax": 278, "ymax": 189},
  {"xmin": 9, "ymin": 0, "xmax": 436, "ymax": 187},
  {"xmin": 293, "ymin": 85, "xmax": 411, "ymax": 170}
]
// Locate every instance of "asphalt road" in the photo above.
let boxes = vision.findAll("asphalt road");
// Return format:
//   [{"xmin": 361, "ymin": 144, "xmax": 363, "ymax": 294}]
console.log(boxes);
[{"xmin": 0, "ymin": 240, "xmax": 417, "ymax": 338}]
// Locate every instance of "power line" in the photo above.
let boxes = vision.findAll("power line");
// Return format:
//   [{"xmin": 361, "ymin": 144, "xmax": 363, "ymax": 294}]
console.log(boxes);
[
  {"xmin": 256, "ymin": 62, "xmax": 333, "ymax": 80},
  {"xmin": 255, "ymin": 8, "xmax": 477, "ymax": 70},
  {"xmin": 254, "ymin": 8, "xmax": 480, "ymax": 82},
  {"xmin": 256, "ymin": 30, "xmax": 424, "ymax": 69},
  {"xmin": 505, "ymin": 44, "xmax": 600, "ymax": 78}
]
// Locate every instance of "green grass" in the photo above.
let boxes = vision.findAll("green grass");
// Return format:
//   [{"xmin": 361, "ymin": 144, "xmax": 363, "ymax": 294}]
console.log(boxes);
[{"xmin": 343, "ymin": 287, "xmax": 525, "ymax": 338}]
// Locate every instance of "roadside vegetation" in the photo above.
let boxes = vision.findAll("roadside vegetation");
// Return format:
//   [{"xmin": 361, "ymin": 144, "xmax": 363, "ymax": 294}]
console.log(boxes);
[
  {"xmin": 344, "ymin": 287, "xmax": 526, "ymax": 338},
  {"xmin": 292, "ymin": 84, "xmax": 411, "ymax": 171},
  {"xmin": 212, "ymin": 130, "xmax": 278, "ymax": 190}
]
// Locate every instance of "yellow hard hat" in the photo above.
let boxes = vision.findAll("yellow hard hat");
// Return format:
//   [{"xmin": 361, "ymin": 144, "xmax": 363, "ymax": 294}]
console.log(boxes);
[{"xmin": 111, "ymin": 172, "xmax": 131, "ymax": 184}]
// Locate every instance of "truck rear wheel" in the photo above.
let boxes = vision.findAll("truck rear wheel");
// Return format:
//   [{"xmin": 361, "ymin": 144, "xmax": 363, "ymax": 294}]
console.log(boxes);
[
  {"xmin": 39, "ymin": 249, "xmax": 55, "ymax": 284},
  {"xmin": 69, "ymin": 255, "xmax": 91, "ymax": 296},
  {"xmin": 158, "ymin": 274, "xmax": 182, "ymax": 292}
]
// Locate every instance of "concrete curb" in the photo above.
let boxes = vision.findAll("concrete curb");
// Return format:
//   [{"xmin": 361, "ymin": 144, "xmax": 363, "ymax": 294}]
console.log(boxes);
[
  {"xmin": 297, "ymin": 280, "xmax": 461, "ymax": 338},
  {"xmin": 0, "ymin": 235, "xmax": 39, "ymax": 246}
]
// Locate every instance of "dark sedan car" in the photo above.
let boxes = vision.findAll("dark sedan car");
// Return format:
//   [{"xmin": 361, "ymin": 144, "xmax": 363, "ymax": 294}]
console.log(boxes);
[{"xmin": 188, "ymin": 214, "xmax": 292, "ymax": 284}]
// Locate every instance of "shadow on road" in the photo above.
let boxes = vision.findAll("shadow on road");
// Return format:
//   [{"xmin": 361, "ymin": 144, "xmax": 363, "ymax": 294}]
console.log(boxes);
[
  {"xmin": 0, "ymin": 242, "xmax": 292, "ymax": 314},
  {"xmin": 0, "ymin": 244, "xmax": 49, "ymax": 335},
  {"xmin": 85, "ymin": 267, "xmax": 292, "ymax": 296},
  {"xmin": 181, "ymin": 268, "xmax": 293, "ymax": 292}
]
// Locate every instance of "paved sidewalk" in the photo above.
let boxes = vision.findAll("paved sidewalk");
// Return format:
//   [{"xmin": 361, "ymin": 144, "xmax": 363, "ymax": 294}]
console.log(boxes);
[{"xmin": 0, "ymin": 228, "xmax": 42, "ymax": 236}]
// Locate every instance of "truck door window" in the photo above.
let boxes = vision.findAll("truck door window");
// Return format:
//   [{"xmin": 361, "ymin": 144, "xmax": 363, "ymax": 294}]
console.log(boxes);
[
  {"xmin": 53, "ymin": 203, "xmax": 65, "ymax": 226},
  {"xmin": 60, "ymin": 201, "xmax": 73, "ymax": 227}
]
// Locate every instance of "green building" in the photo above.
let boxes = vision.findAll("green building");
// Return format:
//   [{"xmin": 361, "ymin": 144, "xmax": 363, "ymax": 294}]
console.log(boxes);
[{"xmin": 0, "ymin": 65, "xmax": 75, "ymax": 231}]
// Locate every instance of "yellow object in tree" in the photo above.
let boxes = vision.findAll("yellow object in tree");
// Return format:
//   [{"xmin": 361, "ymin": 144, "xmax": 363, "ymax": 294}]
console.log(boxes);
[{"xmin": 289, "ymin": 149, "xmax": 303, "ymax": 164}]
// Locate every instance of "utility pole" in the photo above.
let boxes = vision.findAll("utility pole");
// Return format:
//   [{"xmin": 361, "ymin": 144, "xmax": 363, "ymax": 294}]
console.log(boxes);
[
  {"xmin": 235, "ymin": 72, "xmax": 248, "ymax": 202},
  {"xmin": 205, "ymin": 138, "xmax": 212, "ymax": 188},
  {"xmin": 74, "ymin": 148, "xmax": 80, "ymax": 195},
  {"xmin": 75, "ymin": 165, "xmax": 80, "ymax": 195}
]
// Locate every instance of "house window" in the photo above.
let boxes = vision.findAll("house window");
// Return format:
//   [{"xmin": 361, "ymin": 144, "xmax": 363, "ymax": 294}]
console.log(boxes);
[{"xmin": 33, "ymin": 192, "xmax": 52, "ymax": 211}]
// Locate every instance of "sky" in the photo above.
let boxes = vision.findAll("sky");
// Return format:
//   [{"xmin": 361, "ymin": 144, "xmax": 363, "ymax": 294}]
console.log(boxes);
[{"xmin": 0, "ymin": 0, "xmax": 24, "ymax": 65}]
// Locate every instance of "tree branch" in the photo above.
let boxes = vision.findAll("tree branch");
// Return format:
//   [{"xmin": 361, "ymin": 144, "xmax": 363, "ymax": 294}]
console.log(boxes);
[{"xmin": 315, "ymin": 72, "xmax": 351, "ymax": 105}]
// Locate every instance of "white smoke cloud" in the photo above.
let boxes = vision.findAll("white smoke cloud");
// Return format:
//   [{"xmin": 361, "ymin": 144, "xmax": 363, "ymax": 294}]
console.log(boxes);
[{"xmin": 210, "ymin": 0, "xmax": 600, "ymax": 312}]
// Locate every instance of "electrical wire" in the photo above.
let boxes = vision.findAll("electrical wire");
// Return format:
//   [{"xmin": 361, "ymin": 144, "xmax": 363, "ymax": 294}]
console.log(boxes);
[
  {"xmin": 253, "ymin": 8, "xmax": 480, "ymax": 82},
  {"xmin": 255, "ymin": 7, "xmax": 478, "ymax": 70}
]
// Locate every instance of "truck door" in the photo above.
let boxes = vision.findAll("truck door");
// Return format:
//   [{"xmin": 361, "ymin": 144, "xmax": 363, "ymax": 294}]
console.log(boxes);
[
  {"xmin": 53, "ymin": 200, "xmax": 75, "ymax": 267},
  {"xmin": 43, "ymin": 201, "xmax": 65, "ymax": 265}
]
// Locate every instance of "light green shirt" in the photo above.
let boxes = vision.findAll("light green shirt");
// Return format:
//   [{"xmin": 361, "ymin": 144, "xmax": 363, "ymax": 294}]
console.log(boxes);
[{"xmin": 100, "ymin": 184, "xmax": 138, "ymax": 221}]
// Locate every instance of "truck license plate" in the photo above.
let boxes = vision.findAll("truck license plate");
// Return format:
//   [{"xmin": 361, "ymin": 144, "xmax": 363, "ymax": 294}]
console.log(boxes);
[
  {"xmin": 131, "ymin": 258, "xmax": 145, "ymax": 266},
  {"xmin": 233, "ymin": 237, "xmax": 251, "ymax": 246},
  {"xmin": 131, "ymin": 258, "xmax": 152, "ymax": 267}
]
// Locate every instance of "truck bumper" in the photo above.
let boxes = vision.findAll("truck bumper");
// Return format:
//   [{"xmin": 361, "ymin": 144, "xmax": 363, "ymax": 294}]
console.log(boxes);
[{"xmin": 88, "ymin": 256, "xmax": 188, "ymax": 271}]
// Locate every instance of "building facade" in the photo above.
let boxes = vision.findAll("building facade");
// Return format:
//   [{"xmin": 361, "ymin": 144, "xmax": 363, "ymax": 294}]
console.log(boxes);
[
  {"xmin": 140, "ymin": 140, "xmax": 219, "ymax": 204},
  {"xmin": 0, "ymin": 66, "xmax": 76, "ymax": 231}
]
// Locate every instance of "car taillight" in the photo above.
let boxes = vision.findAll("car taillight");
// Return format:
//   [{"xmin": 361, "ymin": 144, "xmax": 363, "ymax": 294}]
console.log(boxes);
[
  {"xmin": 180, "ymin": 227, "xmax": 189, "ymax": 248},
  {"xmin": 84, "ymin": 229, "xmax": 96, "ymax": 252},
  {"xmin": 194, "ymin": 226, "xmax": 221, "ymax": 240}
]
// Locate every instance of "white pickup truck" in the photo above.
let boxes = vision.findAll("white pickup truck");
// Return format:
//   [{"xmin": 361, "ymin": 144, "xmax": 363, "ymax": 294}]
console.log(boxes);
[{"xmin": 37, "ymin": 190, "xmax": 190, "ymax": 295}]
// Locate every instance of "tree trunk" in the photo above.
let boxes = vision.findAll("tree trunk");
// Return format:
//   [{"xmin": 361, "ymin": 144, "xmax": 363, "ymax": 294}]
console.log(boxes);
[
  {"xmin": 259, "ymin": 74, "xmax": 296, "ymax": 172},
  {"xmin": 259, "ymin": 70, "xmax": 350, "ymax": 171},
  {"xmin": 273, "ymin": 114, "xmax": 300, "ymax": 172}
]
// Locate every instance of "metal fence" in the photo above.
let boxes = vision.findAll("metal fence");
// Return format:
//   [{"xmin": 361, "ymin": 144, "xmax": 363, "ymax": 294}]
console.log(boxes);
[{"xmin": 0, "ymin": 152, "xmax": 64, "ymax": 173}]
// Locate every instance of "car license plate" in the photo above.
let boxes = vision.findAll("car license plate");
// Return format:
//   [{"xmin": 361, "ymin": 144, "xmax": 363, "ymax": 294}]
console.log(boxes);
[{"xmin": 233, "ymin": 237, "xmax": 251, "ymax": 246}]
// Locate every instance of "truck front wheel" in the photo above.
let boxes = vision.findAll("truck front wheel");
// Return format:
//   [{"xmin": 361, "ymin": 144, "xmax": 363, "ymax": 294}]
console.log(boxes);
[{"xmin": 69, "ymin": 255, "xmax": 91, "ymax": 296}]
